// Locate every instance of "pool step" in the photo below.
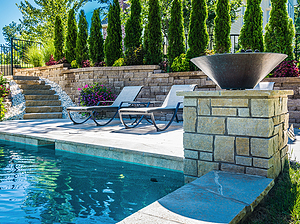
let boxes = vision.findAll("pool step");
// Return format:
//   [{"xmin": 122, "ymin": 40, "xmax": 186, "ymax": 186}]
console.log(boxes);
[{"xmin": 11, "ymin": 76, "xmax": 63, "ymax": 120}]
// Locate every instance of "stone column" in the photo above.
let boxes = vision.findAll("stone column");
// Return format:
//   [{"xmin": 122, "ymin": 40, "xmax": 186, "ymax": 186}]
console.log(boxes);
[{"xmin": 178, "ymin": 90, "xmax": 293, "ymax": 183}]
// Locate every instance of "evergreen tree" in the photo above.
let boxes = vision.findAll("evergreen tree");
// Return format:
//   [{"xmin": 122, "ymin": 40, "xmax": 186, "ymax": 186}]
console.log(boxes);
[
  {"xmin": 265, "ymin": 0, "xmax": 295, "ymax": 60},
  {"xmin": 89, "ymin": 8, "xmax": 105, "ymax": 63},
  {"xmin": 124, "ymin": 0, "xmax": 142, "ymax": 51},
  {"xmin": 238, "ymin": 0, "xmax": 263, "ymax": 52},
  {"xmin": 104, "ymin": 0, "xmax": 122, "ymax": 66},
  {"xmin": 54, "ymin": 15, "xmax": 64, "ymax": 61},
  {"xmin": 168, "ymin": 0, "xmax": 186, "ymax": 65},
  {"xmin": 186, "ymin": 0, "xmax": 209, "ymax": 61},
  {"xmin": 144, "ymin": 0, "xmax": 162, "ymax": 65},
  {"xmin": 66, "ymin": 8, "xmax": 77, "ymax": 63},
  {"xmin": 76, "ymin": 10, "xmax": 89, "ymax": 67},
  {"xmin": 214, "ymin": 0, "xmax": 231, "ymax": 53}
]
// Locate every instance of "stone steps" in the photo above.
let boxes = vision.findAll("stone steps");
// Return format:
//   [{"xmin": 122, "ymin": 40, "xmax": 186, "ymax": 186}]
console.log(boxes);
[{"xmin": 11, "ymin": 76, "xmax": 63, "ymax": 120}]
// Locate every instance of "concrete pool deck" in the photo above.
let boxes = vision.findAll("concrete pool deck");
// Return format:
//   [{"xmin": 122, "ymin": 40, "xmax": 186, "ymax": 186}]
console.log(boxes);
[{"xmin": 0, "ymin": 119, "xmax": 299, "ymax": 223}]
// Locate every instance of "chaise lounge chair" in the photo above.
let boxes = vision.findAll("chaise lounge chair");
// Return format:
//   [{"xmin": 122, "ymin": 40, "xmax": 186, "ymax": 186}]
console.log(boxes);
[
  {"xmin": 119, "ymin": 84, "xmax": 197, "ymax": 131},
  {"xmin": 66, "ymin": 86, "xmax": 143, "ymax": 126}
]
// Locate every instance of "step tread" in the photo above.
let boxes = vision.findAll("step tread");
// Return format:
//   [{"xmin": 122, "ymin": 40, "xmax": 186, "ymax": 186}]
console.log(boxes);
[
  {"xmin": 13, "ymin": 76, "xmax": 40, "ymax": 80},
  {"xmin": 19, "ymin": 84, "xmax": 50, "ymax": 90},
  {"xmin": 22, "ymin": 89, "xmax": 56, "ymax": 95}
]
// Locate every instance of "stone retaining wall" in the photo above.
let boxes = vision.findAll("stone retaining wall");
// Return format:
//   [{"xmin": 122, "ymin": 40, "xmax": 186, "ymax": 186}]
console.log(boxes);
[
  {"xmin": 178, "ymin": 90, "xmax": 293, "ymax": 183},
  {"xmin": 13, "ymin": 64, "xmax": 218, "ymax": 120}
]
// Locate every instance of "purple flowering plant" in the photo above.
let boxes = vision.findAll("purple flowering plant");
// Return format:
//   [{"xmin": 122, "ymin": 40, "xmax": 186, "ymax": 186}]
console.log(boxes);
[
  {"xmin": 82, "ymin": 60, "xmax": 91, "ymax": 67},
  {"xmin": 271, "ymin": 60, "xmax": 299, "ymax": 77},
  {"xmin": 0, "ymin": 73, "xmax": 10, "ymax": 98},
  {"xmin": 78, "ymin": 83, "xmax": 116, "ymax": 107}
]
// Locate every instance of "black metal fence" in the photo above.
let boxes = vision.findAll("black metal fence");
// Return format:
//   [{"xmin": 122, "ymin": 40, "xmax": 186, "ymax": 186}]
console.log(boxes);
[{"xmin": 0, "ymin": 38, "xmax": 42, "ymax": 76}]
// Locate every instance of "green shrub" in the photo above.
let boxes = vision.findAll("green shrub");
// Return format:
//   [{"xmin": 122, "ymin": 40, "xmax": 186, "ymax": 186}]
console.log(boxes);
[
  {"xmin": 186, "ymin": 0, "xmax": 208, "ymax": 69},
  {"xmin": 54, "ymin": 15, "xmax": 64, "ymax": 61},
  {"xmin": 42, "ymin": 39, "xmax": 55, "ymax": 63},
  {"xmin": 26, "ymin": 45, "xmax": 44, "ymax": 67},
  {"xmin": 238, "ymin": 0, "xmax": 263, "ymax": 52},
  {"xmin": 124, "ymin": 45, "xmax": 144, "ymax": 65},
  {"xmin": 171, "ymin": 53, "xmax": 190, "ymax": 72},
  {"xmin": 144, "ymin": 0, "xmax": 162, "ymax": 65},
  {"xmin": 71, "ymin": 60, "xmax": 78, "ymax": 68},
  {"xmin": 76, "ymin": 10, "xmax": 89, "ymax": 67},
  {"xmin": 89, "ymin": 8, "xmax": 105, "ymax": 64},
  {"xmin": 168, "ymin": 0, "xmax": 185, "ymax": 65},
  {"xmin": 264, "ymin": 0, "xmax": 295, "ymax": 60},
  {"xmin": 214, "ymin": 0, "xmax": 231, "ymax": 53},
  {"xmin": 0, "ymin": 74, "xmax": 10, "ymax": 121},
  {"xmin": 66, "ymin": 8, "xmax": 77, "ymax": 63},
  {"xmin": 124, "ymin": 0, "xmax": 142, "ymax": 51},
  {"xmin": 113, "ymin": 58, "xmax": 125, "ymax": 66},
  {"xmin": 104, "ymin": 0, "xmax": 122, "ymax": 66}
]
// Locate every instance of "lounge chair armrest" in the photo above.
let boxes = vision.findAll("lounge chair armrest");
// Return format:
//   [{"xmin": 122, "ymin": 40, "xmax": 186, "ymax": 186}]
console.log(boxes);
[{"xmin": 96, "ymin": 101, "xmax": 114, "ymax": 106}]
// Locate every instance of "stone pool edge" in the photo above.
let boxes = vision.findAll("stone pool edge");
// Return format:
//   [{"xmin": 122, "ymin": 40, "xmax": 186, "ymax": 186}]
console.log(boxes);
[{"xmin": 0, "ymin": 131, "xmax": 183, "ymax": 172}]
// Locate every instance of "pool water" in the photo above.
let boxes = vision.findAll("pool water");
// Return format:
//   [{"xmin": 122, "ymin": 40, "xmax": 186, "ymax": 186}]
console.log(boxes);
[{"xmin": 0, "ymin": 140, "xmax": 184, "ymax": 223}]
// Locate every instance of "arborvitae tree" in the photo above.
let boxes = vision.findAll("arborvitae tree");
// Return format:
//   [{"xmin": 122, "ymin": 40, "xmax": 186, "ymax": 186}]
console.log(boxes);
[
  {"xmin": 124, "ymin": 0, "xmax": 142, "ymax": 51},
  {"xmin": 104, "ymin": 0, "xmax": 122, "ymax": 66},
  {"xmin": 89, "ymin": 8, "xmax": 104, "ymax": 63},
  {"xmin": 76, "ymin": 10, "xmax": 89, "ymax": 67},
  {"xmin": 238, "ymin": 0, "xmax": 263, "ymax": 52},
  {"xmin": 265, "ymin": 0, "xmax": 295, "ymax": 60},
  {"xmin": 214, "ymin": 0, "xmax": 231, "ymax": 53},
  {"xmin": 54, "ymin": 15, "xmax": 64, "ymax": 61},
  {"xmin": 66, "ymin": 8, "xmax": 77, "ymax": 63},
  {"xmin": 144, "ymin": 0, "xmax": 162, "ymax": 65},
  {"xmin": 186, "ymin": 0, "xmax": 209, "ymax": 61},
  {"xmin": 168, "ymin": 0, "xmax": 185, "ymax": 65}
]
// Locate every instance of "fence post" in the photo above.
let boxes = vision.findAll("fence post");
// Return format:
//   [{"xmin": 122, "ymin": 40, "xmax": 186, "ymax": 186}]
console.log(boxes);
[{"xmin": 10, "ymin": 38, "xmax": 13, "ymax": 76}]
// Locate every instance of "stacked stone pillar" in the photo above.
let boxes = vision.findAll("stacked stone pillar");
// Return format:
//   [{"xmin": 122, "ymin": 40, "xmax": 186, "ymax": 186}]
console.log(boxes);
[{"xmin": 178, "ymin": 90, "xmax": 293, "ymax": 183}]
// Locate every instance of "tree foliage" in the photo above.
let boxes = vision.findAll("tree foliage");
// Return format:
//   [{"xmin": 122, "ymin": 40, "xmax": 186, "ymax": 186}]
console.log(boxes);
[
  {"xmin": 2, "ymin": 22, "xmax": 22, "ymax": 44},
  {"xmin": 104, "ymin": 0, "xmax": 122, "ymax": 66},
  {"xmin": 54, "ymin": 15, "xmax": 64, "ymax": 61},
  {"xmin": 168, "ymin": 0, "xmax": 185, "ymax": 65},
  {"xmin": 186, "ymin": 0, "xmax": 209, "ymax": 61},
  {"xmin": 76, "ymin": 10, "xmax": 89, "ymax": 67},
  {"xmin": 89, "ymin": 8, "xmax": 105, "ymax": 63},
  {"xmin": 214, "ymin": 0, "xmax": 231, "ymax": 53},
  {"xmin": 124, "ymin": 0, "xmax": 142, "ymax": 51},
  {"xmin": 265, "ymin": 0, "xmax": 295, "ymax": 60},
  {"xmin": 16, "ymin": 0, "xmax": 86, "ymax": 42},
  {"xmin": 238, "ymin": 0, "xmax": 263, "ymax": 52},
  {"xmin": 144, "ymin": 0, "xmax": 162, "ymax": 64},
  {"xmin": 66, "ymin": 8, "xmax": 77, "ymax": 63}
]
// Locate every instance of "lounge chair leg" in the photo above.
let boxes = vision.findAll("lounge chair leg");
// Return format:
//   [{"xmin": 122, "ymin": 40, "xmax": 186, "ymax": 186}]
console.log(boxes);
[
  {"xmin": 91, "ymin": 110, "xmax": 119, "ymax": 126},
  {"xmin": 67, "ymin": 111, "xmax": 92, "ymax": 125}
]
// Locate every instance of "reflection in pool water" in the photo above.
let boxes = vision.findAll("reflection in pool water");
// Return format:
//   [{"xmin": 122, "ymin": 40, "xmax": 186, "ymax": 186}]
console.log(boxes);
[{"xmin": 0, "ymin": 140, "xmax": 184, "ymax": 223}]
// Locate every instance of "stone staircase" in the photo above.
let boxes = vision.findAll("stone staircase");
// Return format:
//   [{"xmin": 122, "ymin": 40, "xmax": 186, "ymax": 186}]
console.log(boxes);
[{"xmin": 13, "ymin": 76, "xmax": 63, "ymax": 119}]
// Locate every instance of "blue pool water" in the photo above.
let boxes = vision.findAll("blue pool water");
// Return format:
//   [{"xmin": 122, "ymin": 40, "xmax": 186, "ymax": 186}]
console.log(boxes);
[{"xmin": 0, "ymin": 140, "xmax": 184, "ymax": 223}]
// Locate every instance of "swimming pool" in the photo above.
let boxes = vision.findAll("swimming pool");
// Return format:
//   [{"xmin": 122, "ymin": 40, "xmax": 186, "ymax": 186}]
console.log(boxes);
[{"xmin": 0, "ymin": 140, "xmax": 184, "ymax": 223}]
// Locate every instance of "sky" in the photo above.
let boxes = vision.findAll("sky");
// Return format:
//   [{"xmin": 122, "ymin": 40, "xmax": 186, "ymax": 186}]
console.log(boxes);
[{"xmin": 0, "ymin": 0, "xmax": 102, "ymax": 44}]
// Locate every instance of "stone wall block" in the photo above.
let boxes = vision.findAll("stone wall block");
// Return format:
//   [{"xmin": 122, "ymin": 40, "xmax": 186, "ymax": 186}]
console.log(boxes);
[
  {"xmin": 267, "ymin": 151, "xmax": 281, "ymax": 179},
  {"xmin": 184, "ymin": 98, "xmax": 197, "ymax": 107},
  {"xmin": 253, "ymin": 158, "xmax": 272, "ymax": 169},
  {"xmin": 212, "ymin": 108, "xmax": 237, "ymax": 116},
  {"xmin": 246, "ymin": 167, "xmax": 268, "ymax": 177},
  {"xmin": 236, "ymin": 156, "xmax": 252, "ymax": 166},
  {"xmin": 199, "ymin": 152, "xmax": 213, "ymax": 161},
  {"xmin": 236, "ymin": 137, "xmax": 250, "ymax": 156},
  {"xmin": 251, "ymin": 99, "xmax": 275, "ymax": 118},
  {"xmin": 184, "ymin": 159, "xmax": 198, "ymax": 177},
  {"xmin": 197, "ymin": 117, "xmax": 225, "ymax": 135},
  {"xmin": 227, "ymin": 117, "xmax": 274, "ymax": 137},
  {"xmin": 183, "ymin": 107, "xmax": 197, "ymax": 132},
  {"xmin": 221, "ymin": 163, "xmax": 244, "ymax": 174},
  {"xmin": 198, "ymin": 161, "xmax": 219, "ymax": 177},
  {"xmin": 183, "ymin": 133, "xmax": 213, "ymax": 152},
  {"xmin": 251, "ymin": 135, "xmax": 278, "ymax": 158},
  {"xmin": 238, "ymin": 108, "xmax": 250, "ymax": 117},
  {"xmin": 214, "ymin": 136, "xmax": 235, "ymax": 162},
  {"xmin": 184, "ymin": 149, "xmax": 199, "ymax": 159},
  {"xmin": 198, "ymin": 99, "xmax": 210, "ymax": 115},
  {"xmin": 211, "ymin": 99, "xmax": 248, "ymax": 107}
]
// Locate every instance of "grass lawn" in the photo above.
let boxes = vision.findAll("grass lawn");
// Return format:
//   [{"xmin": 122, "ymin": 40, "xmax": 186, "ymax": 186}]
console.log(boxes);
[{"xmin": 241, "ymin": 161, "xmax": 300, "ymax": 223}]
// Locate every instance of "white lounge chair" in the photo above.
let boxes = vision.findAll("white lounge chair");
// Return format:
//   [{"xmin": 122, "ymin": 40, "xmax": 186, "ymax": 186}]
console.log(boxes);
[
  {"xmin": 67, "ymin": 86, "xmax": 143, "ymax": 126},
  {"xmin": 119, "ymin": 84, "xmax": 197, "ymax": 131}
]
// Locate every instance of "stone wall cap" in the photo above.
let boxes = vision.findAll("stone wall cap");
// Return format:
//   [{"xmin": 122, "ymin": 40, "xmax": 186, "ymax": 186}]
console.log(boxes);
[{"xmin": 177, "ymin": 90, "xmax": 294, "ymax": 98}]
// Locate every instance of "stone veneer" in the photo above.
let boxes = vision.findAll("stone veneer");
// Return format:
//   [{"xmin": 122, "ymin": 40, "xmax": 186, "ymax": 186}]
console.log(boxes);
[{"xmin": 178, "ymin": 90, "xmax": 293, "ymax": 183}]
